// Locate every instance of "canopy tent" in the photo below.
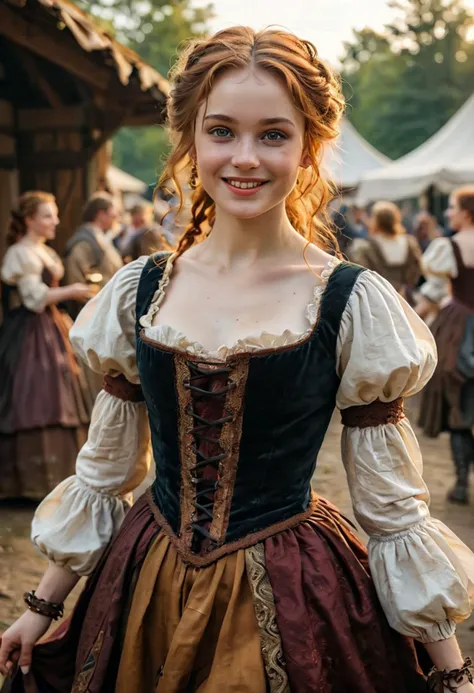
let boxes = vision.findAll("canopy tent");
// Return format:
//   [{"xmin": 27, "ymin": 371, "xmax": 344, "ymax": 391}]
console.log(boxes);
[
  {"xmin": 108, "ymin": 166, "xmax": 148, "ymax": 196},
  {"xmin": 322, "ymin": 118, "xmax": 390, "ymax": 191},
  {"xmin": 357, "ymin": 94, "xmax": 474, "ymax": 203}
]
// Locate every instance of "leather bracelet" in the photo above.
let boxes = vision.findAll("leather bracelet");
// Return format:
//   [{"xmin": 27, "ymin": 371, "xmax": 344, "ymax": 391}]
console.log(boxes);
[
  {"xmin": 427, "ymin": 657, "xmax": 474, "ymax": 693},
  {"xmin": 23, "ymin": 591, "xmax": 64, "ymax": 621}
]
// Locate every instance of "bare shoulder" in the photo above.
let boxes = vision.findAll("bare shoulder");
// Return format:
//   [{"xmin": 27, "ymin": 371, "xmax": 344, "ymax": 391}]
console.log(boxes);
[{"xmin": 301, "ymin": 242, "xmax": 338, "ymax": 276}]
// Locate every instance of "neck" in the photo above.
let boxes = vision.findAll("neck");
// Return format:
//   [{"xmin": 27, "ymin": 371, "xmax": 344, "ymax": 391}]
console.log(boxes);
[
  {"xmin": 24, "ymin": 231, "xmax": 45, "ymax": 245},
  {"xmin": 457, "ymin": 225, "xmax": 474, "ymax": 234},
  {"xmin": 197, "ymin": 202, "xmax": 302, "ymax": 269}
]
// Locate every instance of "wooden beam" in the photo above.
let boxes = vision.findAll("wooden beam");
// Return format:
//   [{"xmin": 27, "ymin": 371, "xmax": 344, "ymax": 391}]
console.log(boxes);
[
  {"xmin": 14, "ymin": 46, "xmax": 63, "ymax": 108},
  {"xmin": 123, "ymin": 112, "xmax": 166, "ymax": 127},
  {"xmin": 0, "ymin": 4, "xmax": 112, "ymax": 92},
  {"xmin": 17, "ymin": 106, "xmax": 86, "ymax": 131},
  {"xmin": 0, "ymin": 154, "xmax": 16, "ymax": 169},
  {"xmin": 27, "ymin": 149, "xmax": 87, "ymax": 170}
]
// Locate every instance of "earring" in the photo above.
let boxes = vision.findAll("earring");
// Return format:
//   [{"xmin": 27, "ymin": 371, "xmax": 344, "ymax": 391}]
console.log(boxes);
[{"xmin": 190, "ymin": 160, "xmax": 198, "ymax": 190}]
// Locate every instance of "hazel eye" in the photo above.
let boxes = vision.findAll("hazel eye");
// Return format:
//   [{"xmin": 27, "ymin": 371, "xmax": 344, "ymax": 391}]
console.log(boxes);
[
  {"xmin": 209, "ymin": 127, "xmax": 233, "ymax": 138},
  {"xmin": 262, "ymin": 131, "xmax": 287, "ymax": 141}
]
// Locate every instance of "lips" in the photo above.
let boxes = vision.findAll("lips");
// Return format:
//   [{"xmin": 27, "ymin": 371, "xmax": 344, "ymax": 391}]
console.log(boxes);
[{"xmin": 222, "ymin": 177, "xmax": 269, "ymax": 197}]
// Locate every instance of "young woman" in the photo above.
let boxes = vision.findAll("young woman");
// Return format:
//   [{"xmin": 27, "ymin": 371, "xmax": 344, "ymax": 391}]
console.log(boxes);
[
  {"xmin": 1, "ymin": 29, "xmax": 474, "ymax": 693},
  {"xmin": 418, "ymin": 187, "xmax": 474, "ymax": 505},
  {"xmin": 349, "ymin": 200, "xmax": 422, "ymax": 301},
  {"xmin": 0, "ymin": 192, "xmax": 94, "ymax": 500}
]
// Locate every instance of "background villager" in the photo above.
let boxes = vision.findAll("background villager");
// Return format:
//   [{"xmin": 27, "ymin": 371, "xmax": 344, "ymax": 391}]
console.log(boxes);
[
  {"xmin": 63, "ymin": 193, "xmax": 123, "ymax": 320},
  {"xmin": 114, "ymin": 203, "xmax": 165, "ymax": 262},
  {"xmin": 349, "ymin": 200, "xmax": 422, "ymax": 302},
  {"xmin": 418, "ymin": 186, "xmax": 474, "ymax": 505},
  {"xmin": 414, "ymin": 211, "xmax": 442, "ymax": 253},
  {"xmin": 0, "ymin": 192, "xmax": 94, "ymax": 501}
]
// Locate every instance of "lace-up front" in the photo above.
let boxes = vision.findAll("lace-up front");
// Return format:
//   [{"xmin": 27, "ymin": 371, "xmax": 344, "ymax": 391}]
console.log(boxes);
[{"xmin": 184, "ymin": 360, "xmax": 238, "ymax": 553}]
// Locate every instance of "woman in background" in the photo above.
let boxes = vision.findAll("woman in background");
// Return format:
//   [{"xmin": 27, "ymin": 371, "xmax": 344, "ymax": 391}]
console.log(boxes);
[
  {"xmin": 418, "ymin": 186, "xmax": 474, "ymax": 505},
  {"xmin": 350, "ymin": 200, "xmax": 422, "ymax": 301},
  {"xmin": 0, "ymin": 191, "xmax": 94, "ymax": 500}
]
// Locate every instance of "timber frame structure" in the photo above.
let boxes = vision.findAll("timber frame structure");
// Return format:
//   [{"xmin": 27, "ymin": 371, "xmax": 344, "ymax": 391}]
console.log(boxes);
[{"xmin": 0, "ymin": 0, "xmax": 169, "ymax": 257}]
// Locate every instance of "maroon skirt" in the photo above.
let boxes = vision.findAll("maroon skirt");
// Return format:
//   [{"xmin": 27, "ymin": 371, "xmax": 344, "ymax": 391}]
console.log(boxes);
[
  {"xmin": 3, "ymin": 493, "xmax": 429, "ymax": 693},
  {"xmin": 419, "ymin": 298, "xmax": 474, "ymax": 438},
  {"xmin": 0, "ymin": 305, "xmax": 92, "ymax": 499}
]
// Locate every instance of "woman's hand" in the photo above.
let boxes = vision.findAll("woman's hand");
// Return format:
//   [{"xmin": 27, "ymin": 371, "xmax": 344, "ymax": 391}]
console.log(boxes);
[
  {"xmin": 0, "ymin": 610, "xmax": 52, "ymax": 676},
  {"xmin": 68, "ymin": 282, "xmax": 95, "ymax": 303}
]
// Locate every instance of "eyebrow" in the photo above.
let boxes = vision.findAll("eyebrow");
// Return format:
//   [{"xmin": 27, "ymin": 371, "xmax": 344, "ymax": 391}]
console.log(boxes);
[{"xmin": 203, "ymin": 114, "xmax": 295, "ymax": 128}]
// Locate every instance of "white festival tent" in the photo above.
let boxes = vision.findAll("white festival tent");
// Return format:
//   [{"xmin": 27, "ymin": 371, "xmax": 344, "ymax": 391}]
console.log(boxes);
[
  {"xmin": 322, "ymin": 117, "xmax": 391, "ymax": 191},
  {"xmin": 357, "ymin": 94, "xmax": 474, "ymax": 203}
]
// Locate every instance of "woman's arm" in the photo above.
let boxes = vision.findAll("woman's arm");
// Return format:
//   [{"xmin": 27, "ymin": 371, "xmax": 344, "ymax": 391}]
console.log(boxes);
[
  {"xmin": 425, "ymin": 638, "xmax": 474, "ymax": 692},
  {"xmin": 44, "ymin": 283, "xmax": 94, "ymax": 307}
]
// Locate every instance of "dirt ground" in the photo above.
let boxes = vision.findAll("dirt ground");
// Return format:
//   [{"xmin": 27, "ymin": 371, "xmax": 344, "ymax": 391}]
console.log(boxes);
[{"xmin": 1, "ymin": 401, "xmax": 473, "ymax": 663}]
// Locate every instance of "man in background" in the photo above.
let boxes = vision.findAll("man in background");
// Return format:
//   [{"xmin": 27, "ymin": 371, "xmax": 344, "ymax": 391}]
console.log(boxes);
[
  {"xmin": 64, "ymin": 193, "xmax": 123, "ymax": 319},
  {"xmin": 114, "ymin": 203, "xmax": 165, "ymax": 262}
]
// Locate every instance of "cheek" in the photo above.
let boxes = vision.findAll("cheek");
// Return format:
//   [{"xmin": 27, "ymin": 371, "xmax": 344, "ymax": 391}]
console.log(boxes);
[
  {"xmin": 265, "ymin": 144, "xmax": 302, "ymax": 178},
  {"xmin": 197, "ymin": 145, "xmax": 228, "ymax": 176}
]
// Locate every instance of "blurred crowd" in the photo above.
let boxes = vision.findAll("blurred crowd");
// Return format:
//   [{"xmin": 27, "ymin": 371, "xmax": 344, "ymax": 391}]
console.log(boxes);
[{"xmin": 334, "ymin": 199, "xmax": 448, "ymax": 316}]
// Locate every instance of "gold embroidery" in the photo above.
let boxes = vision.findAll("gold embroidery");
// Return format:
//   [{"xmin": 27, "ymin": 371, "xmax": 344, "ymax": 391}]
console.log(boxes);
[
  {"xmin": 174, "ymin": 354, "xmax": 195, "ymax": 551},
  {"xmin": 71, "ymin": 630, "xmax": 104, "ymax": 693},
  {"xmin": 210, "ymin": 357, "xmax": 249, "ymax": 541},
  {"xmin": 245, "ymin": 543, "xmax": 291, "ymax": 693}
]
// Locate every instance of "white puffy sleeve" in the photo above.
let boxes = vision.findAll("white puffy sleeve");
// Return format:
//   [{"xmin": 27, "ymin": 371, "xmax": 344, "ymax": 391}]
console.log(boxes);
[
  {"xmin": 32, "ymin": 257, "xmax": 151, "ymax": 576},
  {"xmin": 337, "ymin": 270, "xmax": 474, "ymax": 643},
  {"xmin": 420, "ymin": 237, "xmax": 457, "ymax": 304},
  {"xmin": 1, "ymin": 244, "xmax": 51, "ymax": 312}
]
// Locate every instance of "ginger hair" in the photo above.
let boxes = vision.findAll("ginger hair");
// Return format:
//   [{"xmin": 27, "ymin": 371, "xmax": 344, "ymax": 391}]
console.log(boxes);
[
  {"xmin": 453, "ymin": 186, "xmax": 474, "ymax": 224},
  {"xmin": 7, "ymin": 191, "xmax": 56, "ymax": 246},
  {"xmin": 370, "ymin": 201, "xmax": 406, "ymax": 237},
  {"xmin": 157, "ymin": 26, "xmax": 345, "ymax": 258}
]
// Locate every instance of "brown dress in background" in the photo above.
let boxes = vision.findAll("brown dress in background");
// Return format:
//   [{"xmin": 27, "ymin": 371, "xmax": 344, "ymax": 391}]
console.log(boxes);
[
  {"xmin": 349, "ymin": 234, "xmax": 421, "ymax": 301},
  {"xmin": 0, "ymin": 240, "xmax": 92, "ymax": 500},
  {"xmin": 419, "ymin": 240, "xmax": 474, "ymax": 438}
]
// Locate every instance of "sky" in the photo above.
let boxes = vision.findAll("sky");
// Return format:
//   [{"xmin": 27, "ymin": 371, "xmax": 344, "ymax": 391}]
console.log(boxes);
[{"xmin": 193, "ymin": 0, "xmax": 474, "ymax": 66}]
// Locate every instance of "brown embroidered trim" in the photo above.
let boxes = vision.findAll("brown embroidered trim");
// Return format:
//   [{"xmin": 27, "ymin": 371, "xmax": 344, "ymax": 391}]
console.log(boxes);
[
  {"xmin": 210, "ymin": 357, "xmax": 249, "ymax": 541},
  {"xmin": 71, "ymin": 630, "xmax": 104, "ymax": 693},
  {"xmin": 245, "ymin": 543, "xmax": 290, "ymax": 693},
  {"xmin": 174, "ymin": 354, "xmax": 196, "ymax": 551},
  {"xmin": 340, "ymin": 397, "xmax": 405, "ymax": 428},
  {"xmin": 145, "ymin": 487, "xmax": 319, "ymax": 568},
  {"xmin": 103, "ymin": 373, "xmax": 145, "ymax": 403}
]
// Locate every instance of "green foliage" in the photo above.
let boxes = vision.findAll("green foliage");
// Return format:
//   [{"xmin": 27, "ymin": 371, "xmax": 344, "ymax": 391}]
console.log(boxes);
[
  {"xmin": 340, "ymin": 0, "xmax": 474, "ymax": 159},
  {"xmin": 76, "ymin": 0, "xmax": 214, "ymax": 184}
]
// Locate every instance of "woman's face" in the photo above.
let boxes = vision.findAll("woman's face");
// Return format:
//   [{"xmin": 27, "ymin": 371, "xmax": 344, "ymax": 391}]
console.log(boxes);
[
  {"xmin": 26, "ymin": 202, "xmax": 59, "ymax": 241},
  {"xmin": 193, "ymin": 66, "xmax": 308, "ymax": 221},
  {"xmin": 446, "ymin": 195, "xmax": 471, "ymax": 232}
]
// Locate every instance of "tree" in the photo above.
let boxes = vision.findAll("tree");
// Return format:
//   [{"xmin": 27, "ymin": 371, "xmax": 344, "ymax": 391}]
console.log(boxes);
[
  {"xmin": 76, "ymin": 0, "xmax": 214, "ymax": 185},
  {"xmin": 340, "ymin": 0, "xmax": 474, "ymax": 159}
]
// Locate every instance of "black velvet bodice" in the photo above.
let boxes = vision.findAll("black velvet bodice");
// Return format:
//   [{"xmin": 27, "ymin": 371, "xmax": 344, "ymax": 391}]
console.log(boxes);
[{"xmin": 136, "ymin": 254, "xmax": 365, "ymax": 566}]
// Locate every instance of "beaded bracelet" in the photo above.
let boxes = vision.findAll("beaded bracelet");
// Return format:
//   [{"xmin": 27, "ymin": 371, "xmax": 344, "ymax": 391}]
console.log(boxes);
[
  {"xmin": 23, "ymin": 591, "xmax": 64, "ymax": 621},
  {"xmin": 427, "ymin": 657, "xmax": 474, "ymax": 693}
]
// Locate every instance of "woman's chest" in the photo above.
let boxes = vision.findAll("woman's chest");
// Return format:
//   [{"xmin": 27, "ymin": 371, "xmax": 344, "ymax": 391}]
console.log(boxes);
[{"xmin": 152, "ymin": 269, "xmax": 316, "ymax": 351}]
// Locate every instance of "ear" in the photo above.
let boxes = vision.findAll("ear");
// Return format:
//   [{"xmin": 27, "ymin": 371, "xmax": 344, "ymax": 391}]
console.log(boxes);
[
  {"xmin": 189, "ymin": 145, "xmax": 197, "ymax": 162},
  {"xmin": 300, "ymin": 152, "xmax": 311, "ymax": 169}
]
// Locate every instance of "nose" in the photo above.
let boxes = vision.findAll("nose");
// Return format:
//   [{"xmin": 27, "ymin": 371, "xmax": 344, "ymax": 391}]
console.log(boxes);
[{"xmin": 231, "ymin": 136, "xmax": 259, "ymax": 170}]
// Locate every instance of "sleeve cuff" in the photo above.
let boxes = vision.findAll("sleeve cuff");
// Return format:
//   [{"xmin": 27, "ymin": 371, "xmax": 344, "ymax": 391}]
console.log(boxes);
[{"xmin": 417, "ymin": 619, "xmax": 456, "ymax": 643}]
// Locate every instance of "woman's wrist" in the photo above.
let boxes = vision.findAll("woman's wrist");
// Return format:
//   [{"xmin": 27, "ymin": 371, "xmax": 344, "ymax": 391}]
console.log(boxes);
[{"xmin": 34, "ymin": 562, "xmax": 80, "ymax": 604}]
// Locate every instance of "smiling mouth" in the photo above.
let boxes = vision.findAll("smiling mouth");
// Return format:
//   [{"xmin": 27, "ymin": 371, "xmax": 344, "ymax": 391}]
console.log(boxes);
[{"xmin": 222, "ymin": 178, "xmax": 269, "ymax": 190}]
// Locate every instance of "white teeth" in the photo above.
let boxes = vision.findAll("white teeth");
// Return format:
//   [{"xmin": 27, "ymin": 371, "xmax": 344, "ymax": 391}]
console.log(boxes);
[{"xmin": 228, "ymin": 180, "xmax": 262, "ymax": 189}]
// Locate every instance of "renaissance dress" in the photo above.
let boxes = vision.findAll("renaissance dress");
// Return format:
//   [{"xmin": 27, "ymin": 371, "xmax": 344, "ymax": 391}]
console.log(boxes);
[
  {"xmin": 8, "ymin": 252, "xmax": 474, "ymax": 693},
  {"xmin": 0, "ymin": 238, "xmax": 92, "ymax": 500},
  {"xmin": 418, "ymin": 236, "xmax": 474, "ymax": 437},
  {"xmin": 349, "ymin": 233, "xmax": 421, "ymax": 301}
]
